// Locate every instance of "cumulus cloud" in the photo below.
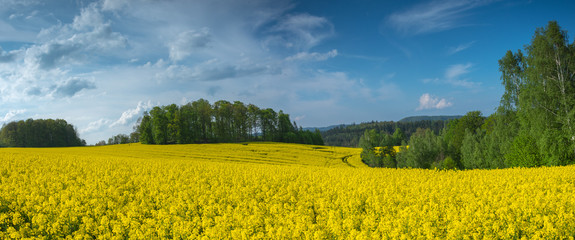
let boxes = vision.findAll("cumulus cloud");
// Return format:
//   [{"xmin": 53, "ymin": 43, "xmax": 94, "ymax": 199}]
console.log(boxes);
[
  {"xmin": 169, "ymin": 28, "xmax": 211, "ymax": 62},
  {"xmin": 35, "ymin": 42, "xmax": 81, "ymax": 69},
  {"xmin": 387, "ymin": 0, "xmax": 496, "ymax": 35},
  {"xmin": 80, "ymin": 118, "xmax": 111, "ymax": 134},
  {"xmin": 0, "ymin": 109, "xmax": 26, "ymax": 123},
  {"xmin": 51, "ymin": 77, "xmax": 96, "ymax": 98},
  {"xmin": 110, "ymin": 101, "xmax": 153, "ymax": 127},
  {"xmin": 0, "ymin": 0, "xmax": 383, "ymax": 144},
  {"xmin": 416, "ymin": 93, "xmax": 452, "ymax": 110},
  {"xmin": 0, "ymin": 47, "xmax": 17, "ymax": 62},
  {"xmin": 31, "ymin": 2, "xmax": 127, "ymax": 69},
  {"xmin": 72, "ymin": 3, "xmax": 105, "ymax": 30},
  {"xmin": 286, "ymin": 49, "xmax": 338, "ymax": 61}
]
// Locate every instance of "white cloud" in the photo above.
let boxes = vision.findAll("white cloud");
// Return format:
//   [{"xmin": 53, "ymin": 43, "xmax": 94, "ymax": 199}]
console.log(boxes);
[
  {"xmin": 168, "ymin": 28, "xmax": 211, "ymax": 62},
  {"xmin": 81, "ymin": 118, "xmax": 111, "ymax": 134},
  {"xmin": 422, "ymin": 63, "xmax": 480, "ymax": 88},
  {"xmin": 0, "ymin": 0, "xmax": 401, "ymax": 144},
  {"xmin": 51, "ymin": 77, "xmax": 96, "ymax": 98},
  {"xmin": 101, "ymin": 0, "xmax": 131, "ymax": 11},
  {"xmin": 444, "ymin": 63, "xmax": 480, "ymax": 88},
  {"xmin": 0, "ymin": 47, "xmax": 18, "ymax": 62},
  {"xmin": 110, "ymin": 101, "xmax": 153, "ymax": 127},
  {"xmin": 149, "ymin": 59, "xmax": 277, "ymax": 83},
  {"xmin": 445, "ymin": 63, "xmax": 472, "ymax": 79},
  {"xmin": 286, "ymin": 49, "xmax": 338, "ymax": 61},
  {"xmin": 387, "ymin": 0, "xmax": 496, "ymax": 35},
  {"xmin": 269, "ymin": 13, "xmax": 334, "ymax": 50},
  {"xmin": 447, "ymin": 41, "xmax": 475, "ymax": 55},
  {"xmin": 294, "ymin": 115, "xmax": 306, "ymax": 122},
  {"xmin": 0, "ymin": 109, "xmax": 26, "ymax": 123},
  {"xmin": 72, "ymin": 3, "xmax": 105, "ymax": 31},
  {"xmin": 416, "ymin": 93, "xmax": 452, "ymax": 110},
  {"xmin": 31, "ymin": 3, "xmax": 127, "ymax": 70}
]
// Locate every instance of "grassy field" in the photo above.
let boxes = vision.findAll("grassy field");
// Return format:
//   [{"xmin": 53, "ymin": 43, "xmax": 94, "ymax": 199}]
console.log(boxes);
[{"xmin": 1, "ymin": 143, "xmax": 575, "ymax": 239}]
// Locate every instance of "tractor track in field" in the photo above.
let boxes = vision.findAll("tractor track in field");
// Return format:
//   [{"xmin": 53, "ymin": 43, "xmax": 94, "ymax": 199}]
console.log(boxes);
[{"xmin": 341, "ymin": 155, "xmax": 355, "ymax": 168}]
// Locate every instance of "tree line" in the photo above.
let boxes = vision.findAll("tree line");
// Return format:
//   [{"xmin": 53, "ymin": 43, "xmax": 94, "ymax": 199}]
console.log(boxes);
[
  {"xmin": 322, "ymin": 120, "xmax": 449, "ymax": 147},
  {"xmin": 361, "ymin": 21, "xmax": 575, "ymax": 169},
  {"xmin": 130, "ymin": 99, "xmax": 324, "ymax": 145},
  {"xmin": 0, "ymin": 119, "xmax": 86, "ymax": 147}
]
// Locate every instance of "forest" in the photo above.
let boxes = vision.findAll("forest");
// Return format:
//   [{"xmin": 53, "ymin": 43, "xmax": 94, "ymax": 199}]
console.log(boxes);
[
  {"xmin": 360, "ymin": 21, "xmax": 575, "ymax": 169},
  {"xmin": 0, "ymin": 119, "xmax": 86, "ymax": 147},
  {"xmin": 131, "ymin": 99, "xmax": 324, "ymax": 145},
  {"xmin": 321, "ymin": 119, "xmax": 451, "ymax": 147}
]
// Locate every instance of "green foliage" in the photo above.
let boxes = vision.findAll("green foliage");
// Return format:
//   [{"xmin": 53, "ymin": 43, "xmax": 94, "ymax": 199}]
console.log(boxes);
[
  {"xmin": 431, "ymin": 156, "xmax": 456, "ymax": 170},
  {"xmin": 441, "ymin": 156, "xmax": 457, "ymax": 170},
  {"xmin": 107, "ymin": 134, "xmax": 131, "ymax": 145},
  {"xmin": 0, "ymin": 119, "xmax": 85, "ymax": 147},
  {"xmin": 505, "ymin": 134, "xmax": 542, "ymax": 168},
  {"xmin": 358, "ymin": 129, "xmax": 403, "ymax": 167},
  {"xmin": 134, "ymin": 99, "xmax": 323, "ymax": 146},
  {"xmin": 443, "ymin": 111, "xmax": 485, "ymax": 161},
  {"xmin": 322, "ymin": 119, "xmax": 448, "ymax": 147},
  {"xmin": 392, "ymin": 128, "xmax": 405, "ymax": 146},
  {"xmin": 441, "ymin": 21, "xmax": 575, "ymax": 170},
  {"xmin": 461, "ymin": 129, "xmax": 487, "ymax": 169},
  {"xmin": 381, "ymin": 155, "xmax": 396, "ymax": 168},
  {"xmin": 399, "ymin": 115, "xmax": 462, "ymax": 122},
  {"xmin": 360, "ymin": 21, "xmax": 574, "ymax": 170},
  {"xmin": 499, "ymin": 21, "xmax": 575, "ymax": 167},
  {"xmin": 397, "ymin": 128, "xmax": 443, "ymax": 169},
  {"xmin": 139, "ymin": 114, "xmax": 154, "ymax": 144}
]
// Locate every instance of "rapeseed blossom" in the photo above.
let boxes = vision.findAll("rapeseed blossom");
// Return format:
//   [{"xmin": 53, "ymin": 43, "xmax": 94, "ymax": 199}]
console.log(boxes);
[{"xmin": 1, "ymin": 143, "xmax": 574, "ymax": 239}]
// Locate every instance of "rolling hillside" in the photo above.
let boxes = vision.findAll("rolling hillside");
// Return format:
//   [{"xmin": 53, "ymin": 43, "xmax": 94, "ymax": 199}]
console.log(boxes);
[{"xmin": 2, "ymin": 143, "xmax": 575, "ymax": 239}]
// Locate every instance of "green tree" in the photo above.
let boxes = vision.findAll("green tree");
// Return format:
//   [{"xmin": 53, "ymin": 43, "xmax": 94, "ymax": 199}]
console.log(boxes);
[
  {"xmin": 259, "ymin": 108, "xmax": 277, "ymax": 141},
  {"xmin": 312, "ymin": 129, "xmax": 324, "ymax": 145},
  {"xmin": 504, "ymin": 134, "xmax": 542, "ymax": 168},
  {"xmin": 150, "ymin": 106, "xmax": 168, "ymax": 144},
  {"xmin": 443, "ymin": 111, "xmax": 485, "ymax": 164},
  {"xmin": 213, "ymin": 100, "xmax": 233, "ymax": 142},
  {"xmin": 519, "ymin": 21, "xmax": 575, "ymax": 165},
  {"xmin": 461, "ymin": 129, "xmax": 488, "ymax": 169},
  {"xmin": 232, "ymin": 101, "xmax": 249, "ymax": 142},
  {"xmin": 139, "ymin": 113, "xmax": 154, "ymax": 144},
  {"xmin": 392, "ymin": 128, "xmax": 405, "ymax": 146},
  {"xmin": 164, "ymin": 104, "xmax": 180, "ymax": 144},
  {"xmin": 192, "ymin": 99, "xmax": 212, "ymax": 143},
  {"xmin": 133, "ymin": 99, "xmax": 323, "ymax": 146},
  {"xmin": 247, "ymin": 104, "xmax": 261, "ymax": 140},
  {"xmin": 179, "ymin": 103, "xmax": 196, "ymax": 143},
  {"xmin": 278, "ymin": 110, "xmax": 296, "ymax": 142},
  {"xmin": 397, "ymin": 128, "xmax": 442, "ymax": 169},
  {"xmin": 493, "ymin": 21, "xmax": 575, "ymax": 166},
  {"xmin": 0, "ymin": 119, "xmax": 85, "ymax": 147}
]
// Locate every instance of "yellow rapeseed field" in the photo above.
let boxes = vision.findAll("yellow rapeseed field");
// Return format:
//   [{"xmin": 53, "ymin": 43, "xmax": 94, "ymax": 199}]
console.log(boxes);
[{"xmin": 1, "ymin": 143, "xmax": 575, "ymax": 239}]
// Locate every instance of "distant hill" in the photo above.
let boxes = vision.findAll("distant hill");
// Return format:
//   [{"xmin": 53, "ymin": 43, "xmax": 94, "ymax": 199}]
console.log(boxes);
[
  {"xmin": 399, "ymin": 115, "xmax": 462, "ymax": 123},
  {"xmin": 303, "ymin": 124, "xmax": 349, "ymax": 132},
  {"xmin": 320, "ymin": 119, "xmax": 453, "ymax": 147}
]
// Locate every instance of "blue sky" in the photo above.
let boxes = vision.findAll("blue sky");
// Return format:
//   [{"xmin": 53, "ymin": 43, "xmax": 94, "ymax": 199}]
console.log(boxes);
[{"xmin": 1, "ymin": 0, "xmax": 574, "ymax": 144}]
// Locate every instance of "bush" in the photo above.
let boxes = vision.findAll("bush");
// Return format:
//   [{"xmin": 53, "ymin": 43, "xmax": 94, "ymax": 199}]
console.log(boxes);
[
  {"xmin": 399, "ymin": 128, "xmax": 441, "ymax": 169},
  {"xmin": 505, "ymin": 134, "xmax": 541, "ymax": 167}
]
